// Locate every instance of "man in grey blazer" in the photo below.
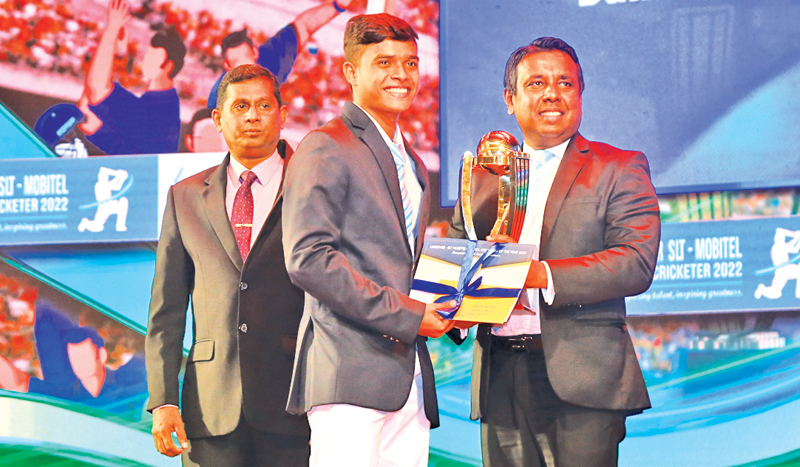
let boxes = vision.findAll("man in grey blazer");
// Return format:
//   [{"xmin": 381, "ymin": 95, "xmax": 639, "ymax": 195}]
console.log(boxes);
[
  {"xmin": 282, "ymin": 13, "xmax": 455, "ymax": 467},
  {"xmin": 449, "ymin": 38, "xmax": 660, "ymax": 466},
  {"xmin": 146, "ymin": 65, "xmax": 308, "ymax": 466}
]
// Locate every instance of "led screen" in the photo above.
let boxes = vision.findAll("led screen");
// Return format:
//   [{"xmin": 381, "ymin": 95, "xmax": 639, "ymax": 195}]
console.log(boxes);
[{"xmin": 440, "ymin": 0, "xmax": 800, "ymax": 206}]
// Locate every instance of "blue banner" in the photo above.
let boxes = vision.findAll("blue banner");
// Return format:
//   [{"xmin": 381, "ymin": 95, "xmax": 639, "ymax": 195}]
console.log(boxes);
[
  {"xmin": 627, "ymin": 217, "xmax": 800, "ymax": 315},
  {"xmin": 0, "ymin": 153, "xmax": 222, "ymax": 246},
  {"xmin": 0, "ymin": 156, "xmax": 157, "ymax": 245}
]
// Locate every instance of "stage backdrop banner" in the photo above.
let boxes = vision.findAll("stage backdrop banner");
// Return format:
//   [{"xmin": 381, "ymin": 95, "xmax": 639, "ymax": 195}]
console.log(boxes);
[
  {"xmin": 0, "ymin": 153, "xmax": 221, "ymax": 245},
  {"xmin": 627, "ymin": 217, "xmax": 800, "ymax": 315}
]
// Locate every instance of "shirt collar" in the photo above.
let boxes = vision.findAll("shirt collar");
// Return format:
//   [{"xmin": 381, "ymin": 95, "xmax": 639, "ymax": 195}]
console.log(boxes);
[
  {"xmin": 353, "ymin": 102, "xmax": 405, "ymax": 149},
  {"xmin": 228, "ymin": 149, "xmax": 282, "ymax": 186},
  {"xmin": 522, "ymin": 137, "xmax": 571, "ymax": 162}
]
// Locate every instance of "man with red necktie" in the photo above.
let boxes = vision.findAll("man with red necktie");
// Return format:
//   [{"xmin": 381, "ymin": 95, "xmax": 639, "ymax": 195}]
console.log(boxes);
[{"xmin": 145, "ymin": 64, "xmax": 309, "ymax": 466}]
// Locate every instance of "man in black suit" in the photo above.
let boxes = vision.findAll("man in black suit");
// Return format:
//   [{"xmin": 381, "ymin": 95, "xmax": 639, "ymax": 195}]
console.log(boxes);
[
  {"xmin": 449, "ymin": 38, "xmax": 660, "ymax": 467},
  {"xmin": 145, "ymin": 64, "xmax": 308, "ymax": 466}
]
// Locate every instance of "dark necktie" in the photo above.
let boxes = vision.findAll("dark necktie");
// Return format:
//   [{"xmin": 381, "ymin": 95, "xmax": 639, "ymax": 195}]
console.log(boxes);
[{"xmin": 231, "ymin": 170, "xmax": 258, "ymax": 261}]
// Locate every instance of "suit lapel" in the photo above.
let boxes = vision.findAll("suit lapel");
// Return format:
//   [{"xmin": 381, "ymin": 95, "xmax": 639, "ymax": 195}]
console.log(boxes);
[
  {"xmin": 201, "ymin": 154, "xmax": 244, "ymax": 271},
  {"xmin": 342, "ymin": 103, "xmax": 408, "ymax": 246},
  {"xmin": 271, "ymin": 138, "xmax": 294, "ymax": 210},
  {"xmin": 406, "ymin": 141, "xmax": 429, "ymax": 259},
  {"xmin": 251, "ymin": 140, "xmax": 293, "ymax": 253},
  {"xmin": 540, "ymin": 134, "xmax": 590, "ymax": 249}
]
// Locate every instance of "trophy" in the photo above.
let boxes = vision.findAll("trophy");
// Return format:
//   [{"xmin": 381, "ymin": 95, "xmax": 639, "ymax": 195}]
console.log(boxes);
[{"xmin": 460, "ymin": 131, "xmax": 530, "ymax": 242}]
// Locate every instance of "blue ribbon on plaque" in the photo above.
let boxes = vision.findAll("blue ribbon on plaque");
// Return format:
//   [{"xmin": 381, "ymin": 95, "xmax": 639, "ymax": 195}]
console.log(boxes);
[{"xmin": 411, "ymin": 240, "xmax": 521, "ymax": 319}]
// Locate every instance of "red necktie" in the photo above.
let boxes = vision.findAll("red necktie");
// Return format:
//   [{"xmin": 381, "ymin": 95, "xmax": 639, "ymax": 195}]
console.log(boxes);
[{"xmin": 231, "ymin": 170, "xmax": 258, "ymax": 261}]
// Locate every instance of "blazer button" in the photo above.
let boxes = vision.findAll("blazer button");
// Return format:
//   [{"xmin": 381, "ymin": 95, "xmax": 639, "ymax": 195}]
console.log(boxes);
[
  {"xmin": 239, "ymin": 323, "xmax": 248, "ymax": 333},
  {"xmin": 240, "ymin": 282, "xmax": 248, "ymax": 291}
]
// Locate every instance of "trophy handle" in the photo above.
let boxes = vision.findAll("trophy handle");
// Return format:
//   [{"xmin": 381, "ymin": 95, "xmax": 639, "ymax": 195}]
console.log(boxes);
[
  {"xmin": 488, "ymin": 152, "xmax": 528, "ymax": 242},
  {"xmin": 460, "ymin": 152, "xmax": 478, "ymax": 241},
  {"xmin": 490, "ymin": 169, "xmax": 513, "ymax": 238},
  {"xmin": 510, "ymin": 156, "xmax": 529, "ymax": 242}
]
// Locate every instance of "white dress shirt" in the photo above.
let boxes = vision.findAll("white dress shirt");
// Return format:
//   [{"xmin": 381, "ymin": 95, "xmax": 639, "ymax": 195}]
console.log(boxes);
[
  {"xmin": 354, "ymin": 103, "xmax": 423, "ymax": 255},
  {"xmin": 226, "ymin": 151, "xmax": 284, "ymax": 248},
  {"xmin": 491, "ymin": 138, "xmax": 571, "ymax": 336}
]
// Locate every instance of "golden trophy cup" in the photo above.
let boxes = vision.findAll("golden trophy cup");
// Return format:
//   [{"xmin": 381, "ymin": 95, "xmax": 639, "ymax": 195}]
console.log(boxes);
[{"xmin": 460, "ymin": 131, "xmax": 530, "ymax": 242}]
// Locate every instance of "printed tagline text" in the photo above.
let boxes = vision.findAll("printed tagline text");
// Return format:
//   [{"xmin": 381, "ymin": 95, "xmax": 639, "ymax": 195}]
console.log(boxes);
[
  {"xmin": 630, "ymin": 288, "xmax": 743, "ymax": 302},
  {"xmin": 2, "ymin": 222, "xmax": 67, "ymax": 233}
]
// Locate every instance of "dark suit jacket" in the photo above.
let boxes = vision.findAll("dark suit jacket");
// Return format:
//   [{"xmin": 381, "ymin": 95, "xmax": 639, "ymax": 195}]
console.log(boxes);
[
  {"xmin": 282, "ymin": 102, "xmax": 440, "ymax": 427},
  {"xmin": 145, "ymin": 141, "xmax": 307, "ymax": 439},
  {"xmin": 449, "ymin": 133, "xmax": 659, "ymax": 419}
]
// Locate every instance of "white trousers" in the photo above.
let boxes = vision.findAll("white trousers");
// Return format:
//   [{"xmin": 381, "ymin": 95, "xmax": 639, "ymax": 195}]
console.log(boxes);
[{"xmin": 308, "ymin": 366, "xmax": 430, "ymax": 467}]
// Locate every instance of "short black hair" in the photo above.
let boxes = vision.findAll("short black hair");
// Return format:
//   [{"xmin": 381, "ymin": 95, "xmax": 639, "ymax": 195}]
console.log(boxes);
[
  {"xmin": 221, "ymin": 28, "xmax": 254, "ymax": 60},
  {"xmin": 344, "ymin": 13, "xmax": 418, "ymax": 64},
  {"xmin": 150, "ymin": 27, "xmax": 187, "ymax": 80},
  {"xmin": 216, "ymin": 64, "xmax": 283, "ymax": 110},
  {"xmin": 64, "ymin": 326, "xmax": 105, "ymax": 349},
  {"xmin": 189, "ymin": 108, "xmax": 214, "ymax": 134},
  {"xmin": 504, "ymin": 37, "xmax": 584, "ymax": 95}
]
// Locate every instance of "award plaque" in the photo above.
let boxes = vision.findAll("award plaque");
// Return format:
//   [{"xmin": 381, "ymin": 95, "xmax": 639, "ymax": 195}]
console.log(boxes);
[
  {"xmin": 410, "ymin": 238, "xmax": 535, "ymax": 323},
  {"xmin": 461, "ymin": 131, "xmax": 530, "ymax": 242}
]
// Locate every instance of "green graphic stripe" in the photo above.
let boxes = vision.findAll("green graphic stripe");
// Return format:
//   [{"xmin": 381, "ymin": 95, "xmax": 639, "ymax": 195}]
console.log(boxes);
[
  {"xmin": 0, "ymin": 444, "xmax": 153, "ymax": 466},
  {"xmin": 0, "ymin": 253, "xmax": 190, "ymax": 358},
  {"xmin": 0, "ymin": 390, "xmax": 150, "ymax": 433},
  {"xmin": 0, "ymin": 103, "xmax": 56, "ymax": 158},
  {"xmin": 649, "ymin": 340, "xmax": 800, "ymax": 390},
  {"xmin": 734, "ymin": 447, "xmax": 800, "ymax": 467},
  {"xmin": 0, "ymin": 254, "xmax": 147, "ymax": 336},
  {"xmin": 429, "ymin": 451, "xmax": 481, "ymax": 467}
]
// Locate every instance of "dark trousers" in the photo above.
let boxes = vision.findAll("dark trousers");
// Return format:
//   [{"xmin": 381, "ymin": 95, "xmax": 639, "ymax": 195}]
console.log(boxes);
[
  {"xmin": 183, "ymin": 416, "xmax": 310, "ymax": 467},
  {"xmin": 482, "ymin": 339, "xmax": 627, "ymax": 467}
]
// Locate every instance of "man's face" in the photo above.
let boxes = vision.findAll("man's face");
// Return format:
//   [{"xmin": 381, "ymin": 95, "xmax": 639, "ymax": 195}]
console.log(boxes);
[
  {"xmin": 141, "ymin": 45, "xmax": 170, "ymax": 81},
  {"xmin": 223, "ymin": 43, "xmax": 259, "ymax": 71},
  {"xmin": 504, "ymin": 50, "xmax": 582, "ymax": 150},
  {"xmin": 67, "ymin": 339, "xmax": 106, "ymax": 380},
  {"xmin": 212, "ymin": 77, "xmax": 288, "ymax": 167},
  {"xmin": 345, "ymin": 39, "xmax": 419, "ymax": 131},
  {"xmin": 187, "ymin": 118, "xmax": 228, "ymax": 153}
]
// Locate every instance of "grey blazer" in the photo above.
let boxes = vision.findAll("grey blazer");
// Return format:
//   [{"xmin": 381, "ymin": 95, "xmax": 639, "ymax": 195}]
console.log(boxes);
[
  {"xmin": 282, "ymin": 102, "xmax": 439, "ymax": 427},
  {"xmin": 146, "ymin": 145, "xmax": 307, "ymax": 439},
  {"xmin": 449, "ymin": 133, "xmax": 660, "ymax": 419}
]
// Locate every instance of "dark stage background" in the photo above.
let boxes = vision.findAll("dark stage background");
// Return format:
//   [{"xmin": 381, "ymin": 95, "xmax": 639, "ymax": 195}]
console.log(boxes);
[{"xmin": 440, "ymin": 0, "xmax": 800, "ymax": 204}]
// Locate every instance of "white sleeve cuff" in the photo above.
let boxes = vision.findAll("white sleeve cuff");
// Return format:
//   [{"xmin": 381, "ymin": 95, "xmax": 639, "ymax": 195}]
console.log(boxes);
[
  {"xmin": 152, "ymin": 404, "xmax": 179, "ymax": 413},
  {"xmin": 540, "ymin": 261, "xmax": 555, "ymax": 305}
]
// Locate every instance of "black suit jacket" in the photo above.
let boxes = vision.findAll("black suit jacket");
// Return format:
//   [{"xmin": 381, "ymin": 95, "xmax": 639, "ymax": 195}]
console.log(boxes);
[
  {"xmin": 450, "ymin": 133, "xmax": 659, "ymax": 419},
  {"xmin": 146, "ymin": 141, "xmax": 307, "ymax": 438}
]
